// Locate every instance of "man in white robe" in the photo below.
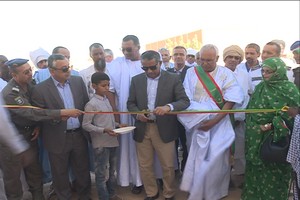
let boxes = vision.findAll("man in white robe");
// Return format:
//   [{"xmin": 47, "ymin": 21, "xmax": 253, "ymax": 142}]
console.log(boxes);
[
  {"xmin": 107, "ymin": 35, "xmax": 145, "ymax": 191},
  {"xmin": 223, "ymin": 45, "xmax": 252, "ymax": 176},
  {"xmin": 179, "ymin": 44, "xmax": 244, "ymax": 200}
]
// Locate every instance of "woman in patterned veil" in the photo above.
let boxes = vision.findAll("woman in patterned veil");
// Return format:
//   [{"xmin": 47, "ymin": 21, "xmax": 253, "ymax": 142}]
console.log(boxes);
[{"xmin": 242, "ymin": 57, "xmax": 300, "ymax": 200}]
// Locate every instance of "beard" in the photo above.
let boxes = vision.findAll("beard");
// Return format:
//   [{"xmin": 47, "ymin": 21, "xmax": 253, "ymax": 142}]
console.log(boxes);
[{"xmin": 94, "ymin": 58, "xmax": 106, "ymax": 72}]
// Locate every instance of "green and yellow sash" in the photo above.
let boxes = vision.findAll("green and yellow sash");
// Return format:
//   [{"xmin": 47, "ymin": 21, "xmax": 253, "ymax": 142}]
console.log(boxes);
[{"xmin": 194, "ymin": 66, "xmax": 224, "ymax": 109}]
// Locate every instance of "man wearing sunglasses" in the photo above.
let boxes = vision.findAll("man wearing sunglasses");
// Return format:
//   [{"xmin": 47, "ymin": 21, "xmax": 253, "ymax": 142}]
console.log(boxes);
[
  {"xmin": 127, "ymin": 50, "xmax": 190, "ymax": 200},
  {"xmin": 1, "ymin": 58, "xmax": 84, "ymax": 200},
  {"xmin": 31, "ymin": 54, "xmax": 91, "ymax": 200},
  {"xmin": 107, "ymin": 35, "xmax": 145, "ymax": 194}
]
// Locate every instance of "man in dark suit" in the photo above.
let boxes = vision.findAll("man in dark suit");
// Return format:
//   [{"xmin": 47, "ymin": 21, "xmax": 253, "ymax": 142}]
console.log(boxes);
[
  {"xmin": 1, "ymin": 58, "xmax": 83, "ymax": 200},
  {"xmin": 127, "ymin": 50, "xmax": 190, "ymax": 200},
  {"xmin": 167, "ymin": 46, "xmax": 190, "ymax": 173},
  {"xmin": 31, "ymin": 54, "xmax": 91, "ymax": 200}
]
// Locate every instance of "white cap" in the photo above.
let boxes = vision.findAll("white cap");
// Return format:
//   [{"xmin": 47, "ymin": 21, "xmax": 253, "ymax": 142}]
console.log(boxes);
[
  {"xmin": 186, "ymin": 48, "xmax": 197, "ymax": 56},
  {"xmin": 29, "ymin": 48, "xmax": 50, "ymax": 67}
]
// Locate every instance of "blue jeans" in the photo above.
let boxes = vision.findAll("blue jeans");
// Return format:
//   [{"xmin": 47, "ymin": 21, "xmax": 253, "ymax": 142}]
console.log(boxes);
[{"xmin": 94, "ymin": 147, "xmax": 117, "ymax": 200}]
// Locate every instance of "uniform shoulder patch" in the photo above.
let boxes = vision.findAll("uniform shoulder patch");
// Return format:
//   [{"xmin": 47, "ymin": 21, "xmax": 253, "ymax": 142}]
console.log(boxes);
[
  {"xmin": 12, "ymin": 87, "xmax": 20, "ymax": 93},
  {"xmin": 14, "ymin": 96, "xmax": 24, "ymax": 105}
]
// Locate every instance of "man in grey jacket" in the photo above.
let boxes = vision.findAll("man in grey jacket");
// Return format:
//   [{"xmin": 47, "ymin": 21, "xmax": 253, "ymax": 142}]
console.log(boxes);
[{"xmin": 127, "ymin": 50, "xmax": 190, "ymax": 200}]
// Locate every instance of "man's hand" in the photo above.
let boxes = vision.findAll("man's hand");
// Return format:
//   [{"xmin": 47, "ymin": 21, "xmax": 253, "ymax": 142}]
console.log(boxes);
[
  {"xmin": 61, "ymin": 116, "xmax": 69, "ymax": 121},
  {"xmin": 61, "ymin": 109, "xmax": 83, "ymax": 118},
  {"xmin": 198, "ymin": 101, "xmax": 236, "ymax": 131},
  {"xmin": 136, "ymin": 114, "xmax": 149, "ymax": 122},
  {"xmin": 198, "ymin": 118, "xmax": 218, "ymax": 131},
  {"xmin": 31, "ymin": 127, "xmax": 40, "ymax": 141},
  {"xmin": 104, "ymin": 128, "xmax": 118, "ymax": 137},
  {"xmin": 153, "ymin": 105, "xmax": 171, "ymax": 115},
  {"xmin": 260, "ymin": 123, "xmax": 272, "ymax": 132}
]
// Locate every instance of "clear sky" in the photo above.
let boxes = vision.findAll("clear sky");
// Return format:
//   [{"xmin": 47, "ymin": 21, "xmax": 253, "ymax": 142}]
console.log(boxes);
[{"xmin": 0, "ymin": 1, "xmax": 299, "ymax": 70}]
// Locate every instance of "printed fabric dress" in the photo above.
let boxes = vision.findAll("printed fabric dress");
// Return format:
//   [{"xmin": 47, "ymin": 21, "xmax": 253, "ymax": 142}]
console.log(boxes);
[{"xmin": 242, "ymin": 58, "xmax": 300, "ymax": 200}]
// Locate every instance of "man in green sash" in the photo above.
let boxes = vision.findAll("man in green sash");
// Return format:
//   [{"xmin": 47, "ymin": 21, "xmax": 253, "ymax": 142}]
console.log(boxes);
[{"xmin": 179, "ymin": 44, "xmax": 244, "ymax": 200}]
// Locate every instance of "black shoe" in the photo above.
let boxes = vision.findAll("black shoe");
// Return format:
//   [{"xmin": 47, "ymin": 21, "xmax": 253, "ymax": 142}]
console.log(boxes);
[
  {"xmin": 144, "ymin": 191, "xmax": 159, "ymax": 200},
  {"xmin": 131, "ymin": 185, "xmax": 143, "ymax": 194},
  {"xmin": 165, "ymin": 197, "xmax": 175, "ymax": 200}
]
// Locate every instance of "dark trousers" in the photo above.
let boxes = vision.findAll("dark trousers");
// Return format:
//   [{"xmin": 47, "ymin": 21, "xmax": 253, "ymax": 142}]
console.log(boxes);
[
  {"xmin": 175, "ymin": 121, "xmax": 188, "ymax": 172},
  {"xmin": 0, "ymin": 138, "xmax": 44, "ymax": 200},
  {"xmin": 48, "ymin": 131, "xmax": 91, "ymax": 200}
]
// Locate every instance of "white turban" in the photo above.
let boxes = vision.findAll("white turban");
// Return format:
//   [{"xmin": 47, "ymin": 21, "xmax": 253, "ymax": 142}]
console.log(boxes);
[{"xmin": 29, "ymin": 48, "xmax": 50, "ymax": 67}]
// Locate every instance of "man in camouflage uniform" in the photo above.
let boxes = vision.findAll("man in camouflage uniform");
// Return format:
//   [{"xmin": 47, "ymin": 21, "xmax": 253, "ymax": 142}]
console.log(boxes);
[{"xmin": 0, "ymin": 58, "xmax": 82, "ymax": 200}]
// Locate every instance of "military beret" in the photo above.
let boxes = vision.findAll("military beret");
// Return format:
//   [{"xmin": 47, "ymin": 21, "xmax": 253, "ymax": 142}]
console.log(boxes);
[
  {"xmin": 290, "ymin": 40, "xmax": 300, "ymax": 51},
  {"xmin": 4, "ymin": 58, "xmax": 29, "ymax": 68}
]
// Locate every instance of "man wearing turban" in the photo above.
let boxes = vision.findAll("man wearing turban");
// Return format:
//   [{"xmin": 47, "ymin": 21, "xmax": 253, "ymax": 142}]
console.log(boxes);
[{"xmin": 223, "ymin": 45, "xmax": 253, "ymax": 188}]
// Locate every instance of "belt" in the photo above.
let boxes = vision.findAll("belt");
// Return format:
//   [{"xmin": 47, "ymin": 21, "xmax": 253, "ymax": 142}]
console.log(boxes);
[
  {"xmin": 146, "ymin": 119, "xmax": 156, "ymax": 123},
  {"xmin": 15, "ymin": 125, "xmax": 35, "ymax": 131},
  {"xmin": 66, "ymin": 127, "xmax": 81, "ymax": 133}
]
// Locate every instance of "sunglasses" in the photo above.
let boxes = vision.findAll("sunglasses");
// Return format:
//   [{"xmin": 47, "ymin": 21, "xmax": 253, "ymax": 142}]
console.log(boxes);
[
  {"xmin": 141, "ymin": 65, "xmax": 157, "ymax": 71},
  {"xmin": 121, "ymin": 47, "xmax": 133, "ymax": 53},
  {"xmin": 51, "ymin": 65, "xmax": 70, "ymax": 73}
]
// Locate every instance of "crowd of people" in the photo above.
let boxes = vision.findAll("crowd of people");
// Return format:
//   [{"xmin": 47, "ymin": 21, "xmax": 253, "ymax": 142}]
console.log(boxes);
[{"xmin": 0, "ymin": 35, "xmax": 299, "ymax": 200}]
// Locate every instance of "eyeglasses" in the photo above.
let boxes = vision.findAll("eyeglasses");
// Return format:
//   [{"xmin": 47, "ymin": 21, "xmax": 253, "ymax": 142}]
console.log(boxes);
[
  {"xmin": 51, "ymin": 65, "xmax": 70, "ymax": 73},
  {"xmin": 261, "ymin": 69, "xmax": 274, "ymax": 75},
  {"xmin": 187, "ymin": 55, "xmax": 195, "ymax": 58},
  {"xmin": 227, "ymin": 55, "xmax": 240, "ymax": 60},
  {"xmin": 120, "ymin": 47, "xmax": 133, "ymax": 53},
  {"xmin": 141, "ymin": 65, "xmax": 157, "ymax": 71}
]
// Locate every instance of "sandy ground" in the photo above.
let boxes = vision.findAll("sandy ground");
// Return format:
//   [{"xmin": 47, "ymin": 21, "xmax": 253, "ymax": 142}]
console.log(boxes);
[{"xmin": 22, "ymin": 172, "xmax": 243, "ymax": 200}]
